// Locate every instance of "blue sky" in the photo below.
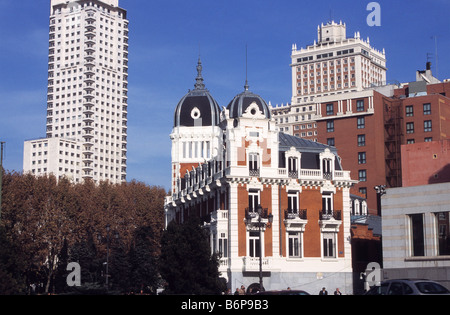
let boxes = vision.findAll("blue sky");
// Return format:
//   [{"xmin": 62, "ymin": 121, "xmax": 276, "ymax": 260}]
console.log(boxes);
[{"xmin": 0, "ymin": 0, "xmax": 449, "ymax": 190}]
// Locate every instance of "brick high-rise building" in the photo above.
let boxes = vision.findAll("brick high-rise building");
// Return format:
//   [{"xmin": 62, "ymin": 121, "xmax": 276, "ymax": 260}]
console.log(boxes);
[
  {"xmin": 314, "ymin": 67, "xmax": 450, "ymax": 214},
  {"xmin": 273, "ymin": 21, "xmax": 450, "ymax": 214},
  {"xmin": 274, "ymin": 20, "xmax": 386, "ymax": 138},
  {"xmin": 23, "ymin": 0, "xmax": 129, "ymax": 184}
]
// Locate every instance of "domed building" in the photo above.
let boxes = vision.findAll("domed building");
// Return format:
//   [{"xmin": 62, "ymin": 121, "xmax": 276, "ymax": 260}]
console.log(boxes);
[
  {"xmin": 173, "ymin": 59, "xmax": 221, "ymax": 128},
  {"xmin": 169, "ymin": 58, "xmax": 224, "ymax": 196},
  {"xmin": 226, "ymin": 81, "xmax": 272, "ymax": 120},
  {"xmin": 165, "ymin": 60, "xmax": 357, "ymax": 294}
]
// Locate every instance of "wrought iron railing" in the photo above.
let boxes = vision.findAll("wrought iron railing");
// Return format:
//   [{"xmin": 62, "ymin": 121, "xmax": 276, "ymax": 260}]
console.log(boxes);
[
  {"xmin": 285, "ymin": 209, "xmax": 307, "ymax": 220},
  {"xmin": 319, "ymin": 209, "xmax": 342, "ymax": 220}
]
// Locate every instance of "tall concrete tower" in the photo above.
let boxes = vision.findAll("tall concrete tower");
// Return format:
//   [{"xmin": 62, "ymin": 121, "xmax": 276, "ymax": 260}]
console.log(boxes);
[{"xmin": 24, "ymin": 0, "xmax": 129, "ymax": 183}]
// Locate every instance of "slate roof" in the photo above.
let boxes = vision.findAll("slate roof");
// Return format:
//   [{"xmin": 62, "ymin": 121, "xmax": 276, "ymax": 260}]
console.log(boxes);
[
  {"xmin": 278, "ymin": 133, "xmax": 342, "ymax": 170},
  {"xmin": 279, "ymin": 132, "xmax": 336, "ymax": 153}
]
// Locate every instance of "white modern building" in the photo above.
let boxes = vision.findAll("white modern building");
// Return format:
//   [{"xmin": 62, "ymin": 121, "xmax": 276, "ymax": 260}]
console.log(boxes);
[
  {"xmin": 24, "ymin": 0, "xmax": 129, "ymax": 183},
  {"xmin": 273, "ymin": 20, "xmax": 387, "ymax": 138},
  {"xmin": 381, "ymin": 183, "xmax": 450, "ymax": 289},
  {"xmin": 23, "ymin": 137, "xmax": 82, "ymax": 181}
]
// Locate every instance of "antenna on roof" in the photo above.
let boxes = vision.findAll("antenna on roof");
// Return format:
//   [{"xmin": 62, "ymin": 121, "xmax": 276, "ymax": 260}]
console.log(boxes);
[
  {"xmin": 244, "ymin": 44, "xmax": 249, "ymax": 91},
  {"xmin": 432, "ymin": 35, "xmax": 439, "ymax": 80}
]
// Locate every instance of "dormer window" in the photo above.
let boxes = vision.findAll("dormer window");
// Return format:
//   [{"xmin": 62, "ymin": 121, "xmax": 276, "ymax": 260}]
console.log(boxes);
[
  {"xmin": 322, "ymin": 158, "xmax": 333, "ymax": 179},
  {"xmin": 288, "ymin": 157, "xmax": 298, "ymax": 178}
]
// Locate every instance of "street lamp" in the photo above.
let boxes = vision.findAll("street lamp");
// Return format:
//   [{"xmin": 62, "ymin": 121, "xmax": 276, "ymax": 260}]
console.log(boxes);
[
  {"xmin": 106, "ymin": 224, "xmax": 110, "ymax": 290},
  {"xmin": 256, "ymin": 204, "xmax": 273, "ymax": 292},
  {"xmin": 374, "ymin": 185, "xmax": 386, "ymax": 216}
]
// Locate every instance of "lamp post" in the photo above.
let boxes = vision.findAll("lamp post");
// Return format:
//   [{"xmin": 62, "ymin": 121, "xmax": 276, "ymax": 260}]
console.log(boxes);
[
  {"xmin": 256, "ymin": 204, "xmax": 273, "ymax": 292},
  {"xmin": 374, "ymin": 185, "xmax": 386, "ymax": 216},
  {"xmin": 98, "ymin": 224, "xmax": 119, "ymax": 291},
  {"xmin": 106, "ymin": 224, "xmax": 110, "ymax": 290}
]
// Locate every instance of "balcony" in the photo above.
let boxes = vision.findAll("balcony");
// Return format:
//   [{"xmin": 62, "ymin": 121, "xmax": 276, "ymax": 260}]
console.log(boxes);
[
  {"xmin": 319, "ymin": 209, "xmax": 342, "ymax": 232},
  {"xmin": 245, "ymin": 206, "xmax": 273, "ymax": 232},
  {"xmin": 249, "ymin": 169, "xmax": 260, "ymax": 177},
  {"xmin": 284, "ymin": 209, "xmax": 308, "ymax": 232},
  {"xmin": 285, "ymin": 209, "xmax": 307, "ymax": 220},
  {"xmin": 242, "ymin": 256, "xmax": 271, "ymax": 272},
  {"xmin": 319, "ymin": 209, "xmax": 342, "ymax": 221}
]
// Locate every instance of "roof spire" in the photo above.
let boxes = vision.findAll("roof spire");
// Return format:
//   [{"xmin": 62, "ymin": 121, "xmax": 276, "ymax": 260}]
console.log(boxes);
[{"xmin": 194, "ymin": 56, "xmax": 206, "ymax": 90}]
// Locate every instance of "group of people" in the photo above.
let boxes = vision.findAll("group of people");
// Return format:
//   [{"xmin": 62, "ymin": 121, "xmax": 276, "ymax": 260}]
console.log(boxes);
[
  {"xmin": 319, "ymin": 287, "xmax": 343, "ymax": 295},
  {"xmin": 234, "ymin": 285, "xmax": 247, "ymax": 295},
  {"xmin": 228, "ymin": 285, "xmax": 344, "ymax": 295}
]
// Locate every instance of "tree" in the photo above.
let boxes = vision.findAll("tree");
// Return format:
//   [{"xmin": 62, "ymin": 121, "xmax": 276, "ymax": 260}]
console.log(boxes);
[
  {"xmin": 0, "ymin": 171, "xmax": 167, "ymax": 294},
  {"xmin": 0, "ymin": 226, "xmax": 26, "ymax": 294},
  {"xmin": 128, "ymin": 226, "xmax": 160, "ymax": 294},
  {"xmin": 159, "ymin": 216, "xmax": 223, "ymax": 295}
]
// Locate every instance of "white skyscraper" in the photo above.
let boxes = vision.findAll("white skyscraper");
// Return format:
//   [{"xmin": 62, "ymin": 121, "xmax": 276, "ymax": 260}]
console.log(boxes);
[{"xmin": 24, "ymin": 0, "xmax": 129, "ymax": 183}]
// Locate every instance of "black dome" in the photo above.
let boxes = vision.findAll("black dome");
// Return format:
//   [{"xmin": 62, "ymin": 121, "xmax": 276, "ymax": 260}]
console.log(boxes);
[
  {"xmin": 226, "ymin": 83, "xmax": 271, "ymax": 119},
  {"xmin": 173, "ymin": 59, "xmax": 221, "ymax": 128}
]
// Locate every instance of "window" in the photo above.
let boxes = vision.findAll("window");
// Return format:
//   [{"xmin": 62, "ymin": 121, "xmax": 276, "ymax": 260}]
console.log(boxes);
[
  {"xmin": 322, "ymin": 192, "xmax": 333, "ymax": 212},
  {"xmin": 356, "ymin": 100, "xmax": 364, "ymax": 112},
  {"xmin": 423, "ymin": 103, "xmax": 431, "ymax": 115},
  {"xmin": 287, "ymin": 192, "xmax": 298, "ymax": 212},
  {"xmin": 435, "ymin": 212, "xmax": 450, "ymax": 256},
  {"xmin": 326, "ymin": 103, "xmax": 334, "ymax": 115},
  {"xmin": 327, "ymin": 120, "xmax": 334, "ymax": 132},
  {"xmin": 357, "ymin": 134, "xmax": 366, "ymax": 147},
  {"xmin": 248, "ymin": 190, "xmax": 259, "ymax": 213},
  {"xmin": 327, "ymin": 138, "xmax": 335, "ymax": 146},
  {"xmin": 249, "ymin": 231, "xmax": 260, "ymax": 258},
  {"xmin": 249, "ymin": 153, "xmax": 259, "ymax": 176},
  {"xmin": 387, "ymin": 282, "xmax": 413, "ymax": 295},
  {"xmin": 322, "ymin": 159, "xmax": 333, "ymax": 179},
  {"xmin": 323, "ymin": 233, "xmax": 336, "ymax": 258},
  {"xmin": 288, "ymin": 157, "xmax": 298, "ymax": 178},
  {"xmin": 357, "ymin": 117, "xmax": 365, "ymax": 129},
  {"xmin": 425, "ymin": 137, "xmax": 433, "ymax": 142},
  {"xmin": 406, "ymin": 122, "xmax": 414, "ymax": 134},
  {"xmin": 188, "ymin": 142, "xmax": 193, "ymax": 158},
  {"xmin": 359, "ymin": 187, "xmax": 367, "ymax": 198},
  {"xmin": 358, "ymin": 170, "xmax": 367, "ymax": 182},
  {"xmin": 409, "ymin": 214, "xmax": 424, "ymax": 257},
  {"xmin": 288, "ymin": 232, "xmax": 302, "ymax": 258},
  {"xmin": 405, "ymin": 105, "xmax": 414, "ymax": 117},
  {"xmin": 424, "ymin": 120, "xmax": 432, "ymax": 132},
  {"xmin": 358, "ymin": 152, "xmax": 366, "ymax": 164},
  {"xmin": 219, "ymin": 235, "xmax": 228, "ymax": 258}
]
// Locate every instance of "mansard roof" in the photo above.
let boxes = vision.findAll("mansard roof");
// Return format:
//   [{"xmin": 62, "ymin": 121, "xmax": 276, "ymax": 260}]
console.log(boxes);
[
  {"xmin": 278, "ymin": 132, "xmax": 336, "ymax": 153},
  {"xmin": 278, "ymin": 133, "xmax": 342, "ymax": 170}
]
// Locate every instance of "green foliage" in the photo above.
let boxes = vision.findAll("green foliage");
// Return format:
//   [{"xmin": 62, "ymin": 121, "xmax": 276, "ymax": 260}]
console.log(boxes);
[
  {"xmin": 0, "ymin": 226, "xmax": 27, "ymax": 294},
  {"xmin": 159, "ymin": 216, "xmax": 224, "ymax": 295}
]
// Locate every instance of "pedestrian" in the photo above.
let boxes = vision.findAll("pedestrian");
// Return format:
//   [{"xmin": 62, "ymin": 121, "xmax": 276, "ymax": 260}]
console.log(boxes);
[
  {"xmin": 234, "ymin": 288, "xmax": 240, "ymax": 295},
  {"xmin": 319, "ymin": 287, "xmax": 328, "ymax": 295},
  {"xmin": 334, "ymin": 288, "xmax": 342, "ymax": 295},
  {"xmin": 239, "ymin": 285, "xmax": 246, "ymax": 295}
]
